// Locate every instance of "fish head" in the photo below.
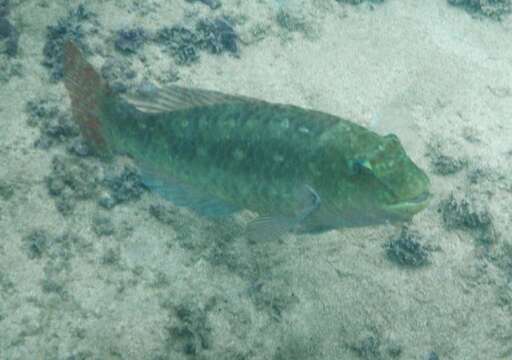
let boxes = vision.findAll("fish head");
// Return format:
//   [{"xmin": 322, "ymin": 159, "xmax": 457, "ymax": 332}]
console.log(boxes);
[
  {"xmin": 370, "ymin": 133, "xmax": 431, "ymax": 219},
  {"xmin": 335, "ymin": 131, "xmax": 431, "ymax": 225}
]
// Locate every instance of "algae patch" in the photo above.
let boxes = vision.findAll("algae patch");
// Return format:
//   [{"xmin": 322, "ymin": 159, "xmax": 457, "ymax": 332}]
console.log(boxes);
[
  {"xmin": 385, "ymin": 226, "xmax": 430, "ymax": 267},
  {"xmin": 448, "ymin": 0, "xmax": 511, "ymax": 19}
]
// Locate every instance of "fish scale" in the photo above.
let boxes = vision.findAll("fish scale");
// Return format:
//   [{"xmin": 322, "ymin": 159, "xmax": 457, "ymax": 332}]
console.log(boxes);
[
  {"xmin": 103, "ymin": 100, "xmax": 334, "ymax": 215},
  {"xmin": 63, "ymin": 41, "xmax": 431, "ymax": 238}
]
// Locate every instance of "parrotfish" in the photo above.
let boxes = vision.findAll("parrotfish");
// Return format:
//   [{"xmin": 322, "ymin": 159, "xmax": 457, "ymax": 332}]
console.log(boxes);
[{"xmin": 63, "ymin": 41, "xmax": 431, "ymax": 240}]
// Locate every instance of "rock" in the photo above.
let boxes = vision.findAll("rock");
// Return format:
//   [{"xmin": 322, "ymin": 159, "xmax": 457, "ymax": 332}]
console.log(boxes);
[
  {"xmin": 156, "ymin": 26, "xmax": 200, "ymax": 65},
  {"xmin": 103, "ymin": 165, "xmax": 145, "ymax": 204},
  {"xmin": 185, "ymin": 0, "xmax": 221, "ymax": 10},
  {"xmin": 42, "ymin": 4, "xmax": 95, "ymax": 81},
  {"xmin": 0, "ymin": 0, "xmax": 9, "ymax": 17},
  {"xmin": 438, "ymin": 192, "xmax": 497, "ymax": 244},
  {"xmin": 385, "ymin": 226, "xmax": 430, "ymax": 267},
  {"xmin": 0, "ymin": 17, "xmax": 18, "ymax": 57},
  {"xmin": 196, "ymin": 17, "xmax": 239, "ymax": 56},
  {"xmin": 114, "ymin": 27, "xmax": 146, "ymax": 54},
  {"xmin": 46, "ymin": 155, "xmax": 99, "ymax": 215},
  {"xmin": 336, "ymin": 0, "xmax": 385, "ymax": 4},
  {"xmin": 0, "ymin": 180, "xmax": 14, "ymax": 200},
  {"xmin": 100, "ymin": 57, "xmax": 137, "ymax": 94},
  {"xmin": 22, "ymin": 230, "xmax": 50, "ymax": 259},
  {"xmin": 67, "ymin": 137, "xmax": 92, "ymax": 157},
  {"xmin": 92, "ymin": 215, "xmax": 115, "ymax": 237},
  {"xmin": 448, "ymin": 0, "xmax": 511, "ymax": 20}
]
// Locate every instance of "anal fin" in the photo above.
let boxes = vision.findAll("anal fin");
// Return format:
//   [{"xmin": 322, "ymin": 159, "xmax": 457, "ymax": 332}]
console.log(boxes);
[{"xmin": 139, "ymin": 165, "xmax": 237, "ymax": 218}]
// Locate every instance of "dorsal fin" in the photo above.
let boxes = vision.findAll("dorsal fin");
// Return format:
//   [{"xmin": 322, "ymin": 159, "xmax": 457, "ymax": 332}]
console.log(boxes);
[{"xmin": 121, "ymin": 85, "xmax": 256, "ymax": 114}]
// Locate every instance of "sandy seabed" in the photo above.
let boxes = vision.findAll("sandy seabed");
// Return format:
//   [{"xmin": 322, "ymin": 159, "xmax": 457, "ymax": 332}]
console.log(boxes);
[{"xmin": 1, "ymin": 0, "xmax": 512, "ymax": 359}]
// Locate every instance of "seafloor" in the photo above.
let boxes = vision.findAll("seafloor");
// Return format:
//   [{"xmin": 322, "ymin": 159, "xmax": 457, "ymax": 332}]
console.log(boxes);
[{"xmin": 1, "ymin": 0, "xmax": 512, "ymax": 359}]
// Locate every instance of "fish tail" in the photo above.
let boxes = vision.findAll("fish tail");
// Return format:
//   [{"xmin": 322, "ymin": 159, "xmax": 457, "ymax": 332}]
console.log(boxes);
[{"xmin": 63, "ymin": 41, "xmax": 111, "ymax": 155}]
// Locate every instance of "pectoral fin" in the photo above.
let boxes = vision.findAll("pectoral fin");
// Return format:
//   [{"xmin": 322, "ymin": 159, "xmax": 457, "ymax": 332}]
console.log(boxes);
[
  {"xmin": 246, "ymin": 215, "xmax": 295, "ymax": 243},
  {"xmin": 246, "ymin": 184, "xmax": 321, "ymax": 242}
]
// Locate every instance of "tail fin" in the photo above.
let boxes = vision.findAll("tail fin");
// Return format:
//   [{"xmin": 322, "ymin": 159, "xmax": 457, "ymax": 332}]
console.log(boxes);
[{"xmin": 63, "ymin": 41, "xmax": 111, "ymax": 154}]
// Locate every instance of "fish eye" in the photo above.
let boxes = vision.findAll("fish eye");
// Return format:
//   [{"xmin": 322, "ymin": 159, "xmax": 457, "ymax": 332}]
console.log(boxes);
[
  {"xmin": 384, "ymin": 133, "xmax": 400, "ymax": 143},
  {"xmin": 348, "ymin": 159, "xmax": 373, "ymax": 175}
]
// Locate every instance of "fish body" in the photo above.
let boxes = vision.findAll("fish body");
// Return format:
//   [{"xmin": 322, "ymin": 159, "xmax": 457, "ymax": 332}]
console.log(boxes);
[{"xmin": 63, "ymin": 41, "xmax": 431, "ymax": 237}]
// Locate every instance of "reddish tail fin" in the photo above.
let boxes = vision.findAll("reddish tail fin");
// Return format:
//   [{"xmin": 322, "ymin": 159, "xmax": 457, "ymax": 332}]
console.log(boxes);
[{"xmin": 63, "ymin": 41, "xmax": 111, "ymax": 154}]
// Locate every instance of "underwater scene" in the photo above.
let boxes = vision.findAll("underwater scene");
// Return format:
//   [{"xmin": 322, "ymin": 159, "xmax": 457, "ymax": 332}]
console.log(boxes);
[{"xmin": 1, "ymin": 0, "xmax": 512, "ymax": 359}]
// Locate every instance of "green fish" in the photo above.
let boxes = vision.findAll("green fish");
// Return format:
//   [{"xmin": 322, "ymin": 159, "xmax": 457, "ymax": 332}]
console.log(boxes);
[{"xmin": 63, "ymin": 41, "xmax": 431, "ymax": 240}]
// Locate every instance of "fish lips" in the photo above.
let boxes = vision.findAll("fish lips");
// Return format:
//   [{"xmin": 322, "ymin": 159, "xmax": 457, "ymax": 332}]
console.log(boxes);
[{"xmin": 385, "ymin": 191, "xmax": 432, "ymax": 216}]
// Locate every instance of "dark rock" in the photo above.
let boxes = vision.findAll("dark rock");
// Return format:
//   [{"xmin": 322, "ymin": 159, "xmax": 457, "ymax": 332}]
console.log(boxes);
[
  {"xmin": 43, "ymin": 20, "xmax": 82, "ymax": 80},
  {"xmin": 47, "ymin": 176, "xmax": 66, "ymax": 196},
  {"xmin": 22, "ymin": 230, "xmax": 90, "ymax": 272},
  {"xmin": 385, "ymin": 226, "xmax": 430, "ymax": 267},
  {"xmin": 100, "ymin": 248, "xmax": 120, "ymax": 265},
  {"xmin": 467, "ymin": 166, "xmax": 489, "ymax": 184},
  {"xmin": 25, "ymin": 98, "xmax": 59, "ymax": 125},
  {"xmin": 166, "ymin": 302, "xmax": 212, "ymax": 355},
  {"xmin": 67, "ymin": 137, "xmax": 92, "ymax": 157},
  {"xmin": 49, "ymin": 155, "xmax": 98, "ymax": 199},
  {"xmin": 97, "ymin": 192, "xmax": 116, "ymax": 209},
  {"xmin": 22, "ymin": 230, "xmax": 50, "ymax": 259},
  {"xmin": 154, "ymin": 18, "xmax": 239, "ymax": 65},
  {"xmin": 423, "ymin": 351, "xmax": 440, "ymax": 360},
  {"xmin": 448, "ymin": 0, "xmax": 511, "ymax": 20},
  {"xmin": 0, "ymin": 18, "xmax": 13, "ymax": 38},
  {"xmin": 0, "ymin": 0, "xmax": 9, "ymax": 17},
  {"xmin": 440, "ymin": 194, "xmax": 491, "ymax": 229},
  {"xmin": 68, "ymin": 3, "xmax": 93, "ymax": 20},
  {"xmin": 55, "ymin": 189, "xmax": 76, "ymax": 215},
  {"xmin": 114, "ymin": 27, "xmax": 146, "ymax": 54},
  {"xmin": 100, "ymin": 57, "xmax": 136, "ymax": 94},
  {"xmin": 135, "ymin": 80, "xmax": 160, "ymax": 97},
  {"xmin": 46, "ymin": 232, "xmax": 89, "ymax": 262},
  {"xmin": 430, "ymin": 153, "xmax": 467, "ymax": 175},
  {"xmin": 275, "ymin": 9, "xmax": 309, "ymax": 34},
  {"xmin": 42, "ymin": 4, "xmax": 95, "ymax": 81},
  {"xmin": 386, "ymin": 342, "xmax": 403, "ymax": 358},
  {"xmin": 247, "ymin": 277, "xmax": 299, "ymax": 320},
  {"xmin": 426, "ymin": 142, "xmax": 467, "ymax": 175},
  {"xmin": 185, "ymin": 0, "xmax": 221, "ymax": 10},
  {"xmin": 183, "ymin": 341, "xmax": 197, "ymax": 355},
  {"xmin": 36, "ymin": 113, "xmax": 79, "ymax": 148},
  {"xmin": 0, "ymin": 17, "xmax": 18, "ymax": 56},
  {"xmin": 47, "ymin": 155, "xmax": 99, "ymax": 215},
  {"xmin": 196, "ymin": 17, "xmax": 239, "ymax": 55},
  {"xmin": 0, "ymin": 272, "xmax": 15, "ymax": 296},
  {"xmin": 0, "ymin": 180, "xmax": 14, "ymax": 200},
  {"xmin": 41, "ymin": 277, "xmax": 66, "ymax": 295},
  {"xmin": 273, "ymin": 335, "xmax": 320, "ymax": 360},
  {"xmin": 336, "ymin": 0, "xmax": 385, "ymax": 4},
  {"xmin": 156, "ymin": 26, "xmax": 200, "ymax": 65},
  {"xmin": 350, "ymin": 335, "xmax": 382, "ymax": 359},
  {"xmin": 92, "ymin": 215, "xmax": 115, "ymax": 237},
  {"xmin": 43, "ymin": 114, "xmax": 76, "ymax": 137},
  {"xmin": 103, "ymin": 165, "xmax": 145, "ymax": 204},
  {"xmin": 26, "ymin": 97, "xmax": 80, "ymax": 148},
  {"xmin": 0, "ymin": 58, "xmax": 22, "ymax": 82},
  {"xmin": 149, "ymin": 203, "xmax": 179, "ymax": 225},
  {"xmin": 438, "ymin": 192, "xmax": 496, "ymax": 244}
]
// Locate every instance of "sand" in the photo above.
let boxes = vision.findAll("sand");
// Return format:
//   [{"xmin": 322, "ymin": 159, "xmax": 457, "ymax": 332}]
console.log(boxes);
[{"xmin": 1, "ymin": 0, "xmax": 512, "ymax": 359}]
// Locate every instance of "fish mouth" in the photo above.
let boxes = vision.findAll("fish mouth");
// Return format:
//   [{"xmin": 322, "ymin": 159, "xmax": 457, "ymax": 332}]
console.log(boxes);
[
  {"xmin": 405, "ymin": 191, "xmax": 431, "ymax": 204},
  {"xmin": 385, "ymin": 191, "xmax": 432, "ymax": 213}
]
